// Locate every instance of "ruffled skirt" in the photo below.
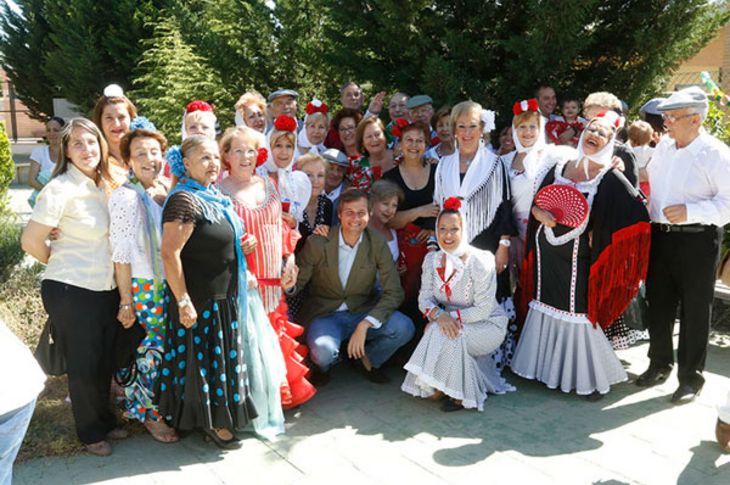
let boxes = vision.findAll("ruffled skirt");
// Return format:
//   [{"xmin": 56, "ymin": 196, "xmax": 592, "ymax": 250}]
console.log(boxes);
[
  {"xmin": 401, "ymin": 316, "xmax": 514, "ymax": 411},
  {"xmin": 268, "ymin": 300, "xmax": 316, "ymax": 409},
  {"xmin": 511, "ymin": 301, "xmax": 627, "ymax": 395}
]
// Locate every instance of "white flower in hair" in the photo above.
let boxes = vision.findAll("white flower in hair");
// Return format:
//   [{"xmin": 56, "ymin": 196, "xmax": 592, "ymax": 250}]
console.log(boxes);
[
  {"xmin": 311, "ymin": 98, "xmax": 323, "ymax": 107},
  {"xmin": 103, "ymin": 84, "xmax": 124, "ymax": 98},
  {"xmin": 480, "ymin": 109, "xmax": 495, "ymax": 133}
]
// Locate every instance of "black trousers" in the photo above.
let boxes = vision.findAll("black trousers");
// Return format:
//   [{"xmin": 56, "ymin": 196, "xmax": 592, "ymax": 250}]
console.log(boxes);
[
  {"xmin": 645, "ymin": 226, "xmax": 722, "ymax": 388},
  {"xmin": 41, "ymin": 280, "xmax": 119, "ymax": 444}
]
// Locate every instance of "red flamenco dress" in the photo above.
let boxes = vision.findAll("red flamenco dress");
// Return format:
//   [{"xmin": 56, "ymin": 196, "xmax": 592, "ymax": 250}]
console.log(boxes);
[{"xmin": 231, "ymin": 177, "xmax": 316, "ymax": 409}]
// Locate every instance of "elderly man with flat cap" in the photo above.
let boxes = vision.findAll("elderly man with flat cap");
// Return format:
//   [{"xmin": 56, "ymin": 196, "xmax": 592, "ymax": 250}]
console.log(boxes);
[
  {"xmin": 321, "ymin": 148, "xmax": 349, "ymax": 226},
  {"xmin": 407, "ymin": 95, "xmax": 437, "ymax": 145},
  {"xmin": 637, "ymin": 87, "xmax": 730, "ymax": 404},
  {"xmin": 267, "ymin": 88, "xmax": 301, "ymax": 131}
]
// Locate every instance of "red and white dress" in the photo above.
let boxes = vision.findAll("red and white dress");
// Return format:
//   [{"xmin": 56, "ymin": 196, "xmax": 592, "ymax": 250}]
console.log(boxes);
[{"xmin": 230, "ymin": 177, "xmax": 316, "ymax": 409}]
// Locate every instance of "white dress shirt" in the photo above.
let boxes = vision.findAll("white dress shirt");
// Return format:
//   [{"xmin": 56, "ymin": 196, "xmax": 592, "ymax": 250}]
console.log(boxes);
[
  {"xmin": 325, "ymin": 182, "xmax": 344, "ymax": 203},
  {"xmin": 336, "ymin": 229, "xmax": 382, "ymax": 328},
  {"xmin": 647, "ymin": 130, "xmax": 730, "ymax": 226}
]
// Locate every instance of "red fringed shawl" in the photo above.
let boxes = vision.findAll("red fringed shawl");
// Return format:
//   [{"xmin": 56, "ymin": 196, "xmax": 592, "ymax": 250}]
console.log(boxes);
[{"xmin": 587, "ymin": 221, "xmax": 651, "ymax": 329}]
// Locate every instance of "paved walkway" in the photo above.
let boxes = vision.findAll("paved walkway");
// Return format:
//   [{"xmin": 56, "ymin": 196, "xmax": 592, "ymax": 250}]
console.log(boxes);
[{"xmin": 13, "ymin": 336, "xmax": 730, "ymax": 485}]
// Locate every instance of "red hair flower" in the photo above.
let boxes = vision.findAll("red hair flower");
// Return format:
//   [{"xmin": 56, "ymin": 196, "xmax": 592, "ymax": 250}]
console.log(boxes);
[
  {"xmin": 305, "ymin": 99, "xmax": 329, "ymax": 115},
  {"xmin": 256, "ymin": 148, "xmax": 268, "ymax": 167},
  {"xmin": 390, "ymin": 117, "xmax": 410, "ymax": 139},
  {"xmin": 595, "ymin": 111, "xmax": 622, "ymax": 128},
  {"xmin": 186, "ymin": 100, "xmax": 214, "ymax": 113},
  {"xmin": 443, "ymin": 197, "xmax": 462, "ymax": 211},
  {"xmin": 512, "ymin": 98, "xmax": 539, "ymax": 116},
  {"xmin": 273, "ymin": 115, "xmax": 297, "ymax": 133}
]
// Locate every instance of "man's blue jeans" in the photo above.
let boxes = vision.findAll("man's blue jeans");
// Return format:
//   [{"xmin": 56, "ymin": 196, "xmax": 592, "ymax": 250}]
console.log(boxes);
[
  {"xmin": 0, "ymin": 399, "xmax": 37, "ymax": 485},
  {"xmin": 307, "ymin": 310, "xmax": 414, "ymax": 371}
]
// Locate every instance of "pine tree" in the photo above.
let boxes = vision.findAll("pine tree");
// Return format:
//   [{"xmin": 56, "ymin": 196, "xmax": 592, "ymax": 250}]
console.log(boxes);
[
  {"xmin": 0, "ymin": 0, "xmax": 58, "ymax": 120},
  {"xmin": 42, "ymin": 0, "xmax": 166, "ymax": 114},
  {"xmin": 131, "ymin": 15, "xmax": 230, "ymax": 144}
]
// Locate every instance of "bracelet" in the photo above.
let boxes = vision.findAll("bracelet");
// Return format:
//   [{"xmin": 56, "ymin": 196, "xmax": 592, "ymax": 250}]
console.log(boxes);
[
  {"xmin": 431, "ymin": 308, "xmax": 444, "ymax": 321},
  {"xmin": 119, "ymin": 303, "xmax": 132, "ymax": 310},
  {"xmin": 177, "ymin": 296, "xmax": 192, "ymax": 308}
]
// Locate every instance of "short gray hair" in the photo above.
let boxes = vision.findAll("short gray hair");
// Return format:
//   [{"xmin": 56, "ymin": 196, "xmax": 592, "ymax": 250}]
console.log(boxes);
[{"xmin": 687, "ymin": 104, "xmax": 708, "ymax": 122}]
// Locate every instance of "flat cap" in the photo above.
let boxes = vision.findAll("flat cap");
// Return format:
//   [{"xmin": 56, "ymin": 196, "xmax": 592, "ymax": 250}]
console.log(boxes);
[
  {"xmin": 406, "ymin": 94, "xmax": 433, "ymax": 110},
  {"xmin": 639, "ymin": 98, "xmax": 665, "ymax": 116},
  {"xmin": 321, "ymin": 148, "xmax": 349, "ymax": 167},
  {"xmin": 268, "ymin": 89, "xmax": 299, "ymax": 102},
  {"xmin": 657, "ymin": 87, "xmax": 707, "ymax": 112}
]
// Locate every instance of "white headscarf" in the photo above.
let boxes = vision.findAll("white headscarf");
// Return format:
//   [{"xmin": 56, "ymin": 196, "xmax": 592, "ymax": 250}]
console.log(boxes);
[
  {"xmin": 435, "ymin": 201, "xmax": 471, "ymax": 287},
  {"xmin": 512, "ymin": 112, "xmax": 547, "ymax": 177},
  {"xmin": 297, "ymin": 123, "xmax": 326, "ymax": 155},
  {"xmin": 574, "ymin": 113, "xmax": 620, "ymax": 178},
  {"xmin": 258, "ymin": 128, "xmax": 311, "ymax": 221}
]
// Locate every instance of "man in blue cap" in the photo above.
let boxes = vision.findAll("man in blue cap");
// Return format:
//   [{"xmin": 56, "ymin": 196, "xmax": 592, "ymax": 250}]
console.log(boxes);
[
  {"xmin": 637, "ymin": 86, "xmax": 730, "ymax": 404},
  {"xmin": 267, "ymin": 88, "xmax": 300, "ymax": 131}
]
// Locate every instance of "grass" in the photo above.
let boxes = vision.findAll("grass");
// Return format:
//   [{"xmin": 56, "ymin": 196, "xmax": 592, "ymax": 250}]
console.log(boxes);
[{"xmin": 1, "ymin": 261, "xmax": 145, "ymax": 462}]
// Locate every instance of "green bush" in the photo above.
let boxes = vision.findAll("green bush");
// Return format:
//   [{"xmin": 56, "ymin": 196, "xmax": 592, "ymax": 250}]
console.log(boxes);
[{"xmin": 0, "ymin": 214, "xmax": 23, "ymax": 283}]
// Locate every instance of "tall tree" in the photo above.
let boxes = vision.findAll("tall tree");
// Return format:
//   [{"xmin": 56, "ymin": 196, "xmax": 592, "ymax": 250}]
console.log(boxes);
[
  {"xmin": 0, "ymin": 0, "xmax": 57, "ymax": 120},
  {"xmin": 324, "ymin": 0, "xmax": 729, "ymax": 116},
  {"xmin": 131, "ymin": 15, "xmax": 229, "ymax": 144},
  {"xmin": 42, "ymin": 0, "xmax": 166, "ymax": 114}
]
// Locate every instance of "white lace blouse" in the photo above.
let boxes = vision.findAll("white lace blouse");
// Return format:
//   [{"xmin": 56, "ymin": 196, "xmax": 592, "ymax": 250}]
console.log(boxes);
[
  {"xmin": 418, "ymin": 249, "xmax": 506, "ymax": 326},
  {"xmin": 108, "ymin": 186, "xmax": 164, "ymax": 280}
]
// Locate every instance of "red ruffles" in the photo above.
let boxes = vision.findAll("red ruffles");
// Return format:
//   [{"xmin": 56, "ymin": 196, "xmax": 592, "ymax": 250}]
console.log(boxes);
[
  {"xmin": 588, "ymin": 221, "xmax": 651, "ymax": 329},
  {"xmin": 268, "ymin": 300, "xmax": 316, "ymax": 409}
]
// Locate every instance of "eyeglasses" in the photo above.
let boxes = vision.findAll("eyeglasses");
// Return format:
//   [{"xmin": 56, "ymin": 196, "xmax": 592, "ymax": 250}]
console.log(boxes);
[
  {"xmin": 339, "ymin": 126, "xmax": 356, "ymax": 134},
  {"xmin": 661, "ymin": 112, "xmax": 697, "ymax": 123},
  {"xmin": 585, "ymin": 126, "xmax": 612, "ymax": 139}
]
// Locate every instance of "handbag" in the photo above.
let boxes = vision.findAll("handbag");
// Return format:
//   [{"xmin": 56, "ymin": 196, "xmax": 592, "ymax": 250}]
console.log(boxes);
[
  {"xmin": 34, "ymin": 318, "xmax": 66, "ymax": 375},
  {"xmin": 718, "ymin": 250, "xmax": 730, "ymax": 287},
  {"xmin": 113, "ymin": 320, "xmax": 146, "ymax": 387}
]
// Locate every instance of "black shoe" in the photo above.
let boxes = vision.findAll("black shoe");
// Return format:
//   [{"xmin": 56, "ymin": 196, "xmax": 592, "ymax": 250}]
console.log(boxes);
[
  {"xmin": 636, "ymin": 365, "xmax": 672, "ymax": 387},
  {"xmin": 309, "ymin": 369, "xmax": 331, "ymax": 387},
  {"xmin": 585, "ymin": 391, "xmax": 604, "ymax": 402},
  {"xmin": 202, "ymin": 429, "xmax": 242, "ymax": 450},
  {"xmin": 671, "ymin": 383, "xmax": 702, "ymax": 405},
  {"xmin": 440, "ymin": 398, "xmax": 464, "ymax": 413},
  {"xmin": 352, "ymin": 359, "xmax": 390, "ymax": 384}
]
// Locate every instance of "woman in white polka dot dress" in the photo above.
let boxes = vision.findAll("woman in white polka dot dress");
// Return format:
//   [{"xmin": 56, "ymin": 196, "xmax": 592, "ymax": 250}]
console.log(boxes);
[{"xmin": 402, "ymin": 197, "xmax": 515, "ymax": 412}]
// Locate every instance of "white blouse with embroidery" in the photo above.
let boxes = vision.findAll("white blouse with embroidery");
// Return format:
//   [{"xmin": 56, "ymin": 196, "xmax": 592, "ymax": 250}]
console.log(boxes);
[{"xmin": 108, "ymin": 185, "xmax": 163, "ymax": 280}]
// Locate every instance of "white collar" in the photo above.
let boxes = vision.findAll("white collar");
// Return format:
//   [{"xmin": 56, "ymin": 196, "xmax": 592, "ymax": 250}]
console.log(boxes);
[{"xmin": 338, "ymin": 228, "xmax": 363, "ymax": 250}]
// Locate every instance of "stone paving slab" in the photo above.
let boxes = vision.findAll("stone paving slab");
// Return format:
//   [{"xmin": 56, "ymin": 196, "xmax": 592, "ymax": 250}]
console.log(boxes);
[{"xmin": 13, "ymin": 337, "xmax": 730, "ymax": 485}]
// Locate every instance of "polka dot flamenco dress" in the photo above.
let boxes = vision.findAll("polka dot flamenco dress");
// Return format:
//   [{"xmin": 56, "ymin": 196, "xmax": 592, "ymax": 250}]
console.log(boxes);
[{"xmin": 155, "ymin": 191, "xmax": 257, "ymax": 431}]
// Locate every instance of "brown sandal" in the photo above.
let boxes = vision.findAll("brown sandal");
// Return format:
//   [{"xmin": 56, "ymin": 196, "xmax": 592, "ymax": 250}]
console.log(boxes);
[{"xmin": 145, "ymin": 420, "xmax": 179, "ymax": 444}]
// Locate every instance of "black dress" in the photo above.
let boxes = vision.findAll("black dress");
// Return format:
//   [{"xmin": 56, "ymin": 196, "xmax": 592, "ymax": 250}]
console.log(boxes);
[
  {"xmin": 156, "ymin": 191, "xmax": 257, "ymax": 431},
  {"xmin": 297, "ymin": 194, "xmax": 333, "ymax": 251},
  {"xmin": 382, "ymin": 164, "xmax": 437, "ymax": 231}
]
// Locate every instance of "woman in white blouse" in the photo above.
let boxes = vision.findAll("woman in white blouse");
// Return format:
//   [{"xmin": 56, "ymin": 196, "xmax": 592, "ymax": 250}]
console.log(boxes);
[
  {"xmin": 27, "ymin": 116, "xmax": 65, "ymax": 207},
  {"xmin": 21, "ymin": 118, "xmax": 126, "ymax": 457},
  {"xmin": 401, "ymin": 197, "xmax": 514, "ymax": 412},
  {"xmin": 108, "ymin": 123, "xmax": 177, "ymax": 443}
]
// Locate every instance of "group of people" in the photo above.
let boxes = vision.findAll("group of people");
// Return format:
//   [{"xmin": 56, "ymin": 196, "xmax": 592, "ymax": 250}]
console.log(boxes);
[{"xmin": 6, "ymin": 79, "xmax": 730, "ymax": 467}]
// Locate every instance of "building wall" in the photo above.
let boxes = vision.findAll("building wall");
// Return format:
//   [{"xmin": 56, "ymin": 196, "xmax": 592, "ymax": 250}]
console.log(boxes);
[
  {"xmin": 0, "ymin": 69, "xmax": 46, "ymax": 140},
  {"xmin": 667, "ymin": 23, "xmax": 730, "ymax": 92}
]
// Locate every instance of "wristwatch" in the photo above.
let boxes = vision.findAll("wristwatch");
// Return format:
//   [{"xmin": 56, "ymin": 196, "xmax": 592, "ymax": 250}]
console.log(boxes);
[{"xmin": 498, "ymin": 239, "xmax": 511, "ymax": 248}]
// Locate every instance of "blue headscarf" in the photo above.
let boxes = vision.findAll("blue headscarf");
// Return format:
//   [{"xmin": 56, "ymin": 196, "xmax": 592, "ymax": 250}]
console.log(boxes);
[{"xmin": 165, "ymin": 176, "xmax": 248, "ymax": 337}]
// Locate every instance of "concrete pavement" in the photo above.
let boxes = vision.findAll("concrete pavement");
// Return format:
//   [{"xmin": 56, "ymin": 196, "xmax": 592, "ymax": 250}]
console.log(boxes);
[{"xmin": 13, "ymin": 335, "xmax": 730, "ymax": 485}]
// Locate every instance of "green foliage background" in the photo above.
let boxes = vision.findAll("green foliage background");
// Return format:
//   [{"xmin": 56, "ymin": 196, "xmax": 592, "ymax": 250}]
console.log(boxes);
[{"xmin": 0, "ymin": 0, "xmax": 728, "ymax": 133}]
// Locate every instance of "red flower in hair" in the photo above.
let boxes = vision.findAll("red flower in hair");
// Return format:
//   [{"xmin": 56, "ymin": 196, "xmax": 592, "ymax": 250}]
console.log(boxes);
[
  {"xmin": 390, "ymin": 117, "xmax": 410, "ymax": 139},
  {"xmin": 512, "ymin": 98, "xmax": 539, "ymax": 116},
  {"xmin": 443, "ymin": 197, "xmax": 462, "ymax": 211},
  {"xmin": 273, "ymin": 115, "xmax": 297, "ymax": 132},
  {"xmin": 596, "ymin": 111, "xmax": 621, "ymax": 128},
  {"xmin": 186, "ymin": 100, "xmax": 214, "ymax": 113},
  {"xmin": 305, "ymin": 99, "xmax": 329, "ymax": 115},
  {"xmin": 256, "ymin": 148, "xmax": 268, "ymax": 167}
]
